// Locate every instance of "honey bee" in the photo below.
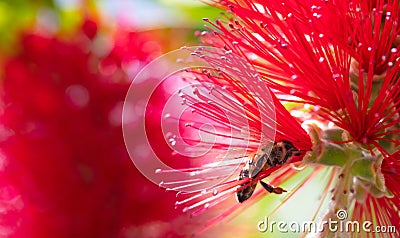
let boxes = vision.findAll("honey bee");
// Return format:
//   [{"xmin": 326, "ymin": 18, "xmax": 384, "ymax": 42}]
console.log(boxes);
[{"xmin": 236, "ymin": 140, "xmax": 305, "ymax": 203}]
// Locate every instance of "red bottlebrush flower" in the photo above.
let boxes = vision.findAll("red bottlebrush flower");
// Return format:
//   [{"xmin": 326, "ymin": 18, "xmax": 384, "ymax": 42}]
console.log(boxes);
[
  {"xmin": 0, "ymin": 30, "xmax": 191, "ymax": 238},
  {"xmin": 351, "ymin": 150, "xmax": 400, "ymax": 235},
  {"xmin": 347, "ymin": 0, "xmax": 399, "ymax": 75},
  {"xmin": 147, "ymin": 47, "xmax": 312, "ymax": 235},
  {"xmin": 156, "ymin": 0, "xmax": 400, "ymax": 237},
  {"xmin": 201, "ymin": 0, "xmax": 400, "ymax": 154}
]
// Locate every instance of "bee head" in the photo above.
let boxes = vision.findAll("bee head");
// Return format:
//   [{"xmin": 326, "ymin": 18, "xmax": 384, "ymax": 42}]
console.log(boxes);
[{"xmin": 272, "ymin": 140, "xmax": 298, "ymax": 165}]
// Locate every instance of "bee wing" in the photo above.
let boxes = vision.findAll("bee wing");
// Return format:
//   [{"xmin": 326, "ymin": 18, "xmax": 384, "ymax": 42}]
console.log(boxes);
[{"xmin": 252, "ymin": 134, "xmax": 276, "ymax": 173}]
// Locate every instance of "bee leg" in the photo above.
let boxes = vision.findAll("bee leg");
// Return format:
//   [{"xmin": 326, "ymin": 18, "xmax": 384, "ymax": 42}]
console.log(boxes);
[{"xmin": 260, "ymin": 181, "xmax": 287, "ymax": 194}]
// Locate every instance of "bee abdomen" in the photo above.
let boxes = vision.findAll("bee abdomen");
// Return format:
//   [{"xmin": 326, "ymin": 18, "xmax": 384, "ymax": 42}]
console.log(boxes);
[
  {"xmin": 236, "ymin": 169, "xmax": 257, "ymax": 203},
  {"xmin": 236, "ymin": 182, "xmax": 257, "ymax": 203}
]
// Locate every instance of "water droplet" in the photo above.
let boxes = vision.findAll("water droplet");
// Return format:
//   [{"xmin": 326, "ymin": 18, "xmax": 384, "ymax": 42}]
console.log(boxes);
[
  {"xmin": 176, "ymin": 58, "xmax": 183, "ymax": 63},
  {"xmin": 155, "ymin": 169, "xmax": 162, "ymax": 174},
  {"xmin": 387, "ymin": 11, "xmax": 392, "ymax": 16},
  {"xmin": 291, "ymin": 74, "xmax": 298, "ymax": 80},
  {"xmin": 158, "ymin": 181, "xmax": 164, "ymax": 187},
  {"xmin": 367, "ymin": 46, "xmax": 373, "ymax": 51},
  {"xmin": 319, "ymin": 57, "xmax": 325, "ymax": 63},
  {"xmin": 319, "ymin": 33, "xmax": 324, "ymax": 38},
  {"xmin": 213, "ymin": 190, "xmax": 218, "ymax": 196},
  {"xmin": 388, "ymin": 62, "xmax": 394, "ymax": 67},
  {"xmin": 280, "ymin": 43, "xmax": 288, "ymax": 49},
  {"xmin": 183, "ymin": 207, "xmax": 189, "ymax": 213},
  {"xmin": 204, "ymin": 203, "xmax": 210, "ymax": 208},
  {"xmin": 382, "ymin": 55, "xmax": 387, "ymax": 61},
  {"xmin": 374, "ymin": 113, "xmax": 379, "ymax": 118},
  {"xmin": 391, "ymin": 48, "xmax": 398, "ymax": 53},
  {"xmin": 164, "ymin": 113, "xmax": 171, "ymax": 119},
  {"xmin": 290, "ymin": 89, "xmax": 296, "ymax": 94},
  {"xmin": 168, "ymin": 138, "xmax": 177, "ymax": 146}
]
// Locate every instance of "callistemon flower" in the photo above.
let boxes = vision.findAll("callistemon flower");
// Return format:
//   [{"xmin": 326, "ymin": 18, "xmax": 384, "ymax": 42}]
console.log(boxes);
[
  {"xmin": 158, "ymin": 0, "xmax": 400, "ymax": 237},
  {"xmin": 202, "ymin": 0, "xmax": 400, "ymax": 151},
  {"xmin": 347, "ymin": 0, "xmax": 399, "ymax": 76},
  {"xmin": 151, "ymin": 47, "xmax": 313, "ymax": 235}
]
